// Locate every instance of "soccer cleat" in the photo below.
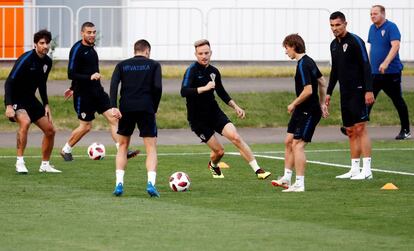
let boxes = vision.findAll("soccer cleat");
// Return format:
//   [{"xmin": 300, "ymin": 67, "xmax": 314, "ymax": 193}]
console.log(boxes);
[
  {"xmin": 15, "ymin": 162, "xmax": 28, "ymax": 174},
  {"xmin": 39, "ymin": 164, "xmax": 62, "ymax": 173},
  {"xmin": 146, "ymin": 182, "xmax": 160, "ymax": 197},
  {"xmin": 395, "ymin": 130, "xmax": 411, "ymax": 140},
  {"xmin": 340, "ymin": 126, "xmax": 348, "ymax": 136},
  {"xmin": 60, "ymin": 151, "xmax": 73, "ymax": 161},
  {"xmin": 282, "ymin": 183, "xmax": 305, "ymax": 192},
  {"xmin": 335, "ymin": 170, "xmax": 359, "ymax": 179},
  {"xmin": 208, "ymin": 161, "xmax": 224, "ymax": 178},
  {"xmin": 113, "ymin": 183, "xmax": 124, "ymax": 196},
  {"xmin": 350, "ymin": 171, "xmax": 373, "ymax": 180},
  {"xmin": 256, "ymin": 169, "xmax": 271, "ymax": 179},
  {"xmin": 127, "ymin": 149, "xmax": 140, "ymax": 159},
  {"xmin": 271, "ymin": 177, "xmax": 291, "ymax": 189}
]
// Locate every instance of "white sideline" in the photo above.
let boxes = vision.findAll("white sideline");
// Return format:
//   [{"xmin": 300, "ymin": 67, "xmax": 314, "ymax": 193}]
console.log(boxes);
[{"xmin": 1, "ymin": 149, "xmax": 413, "ymax": 176}]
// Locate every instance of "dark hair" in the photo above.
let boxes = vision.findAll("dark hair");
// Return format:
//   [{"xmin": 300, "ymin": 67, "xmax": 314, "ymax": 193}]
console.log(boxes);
[
  {"xmin": 330, "ymin": 11, "xmax": 346, "ymax": 22},
  {"xmin": 283, "ymin": 34, "xmax": 306, "ymax": 54},
  {"xmin": 33, "ymin": 29, "xmax": 52, "ymax": 44},
  {"xmin": 134, "ymin": 39, "xmax": 151, "ymax": 53},
  {"xmin": 81, "ymin": 22, "xmax": 95, "ymax": 31},
  {"xmin": 372, "ymin": 5, "xmax": 385, "ymax": 14},
  {"xmin": 194, "ymin": 39, "xmax": 210, "ymax": 48}
]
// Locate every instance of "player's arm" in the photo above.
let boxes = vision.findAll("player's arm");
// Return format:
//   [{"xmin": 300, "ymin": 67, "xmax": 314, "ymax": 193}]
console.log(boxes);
[
  {"xmin": 180, "ymin": 66, "xmax": 198, "ymax": 97},
  {"xmin": 152, "ymin": 62, "xmax": 163, "ymax": 113},
  {"xmin": 379, "ymin": 40, "xmax": 400, "ymax": 74},
  {"xmin": 317, "ymin": 76, "xmax": 329, "ymax": 118},
  {"xmin": 109, "ymin": 64, "xmax": 122, "ymax": 119}
]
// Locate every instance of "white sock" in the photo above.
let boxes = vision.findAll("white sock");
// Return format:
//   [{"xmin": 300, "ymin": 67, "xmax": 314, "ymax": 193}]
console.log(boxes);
[
  {"xmin": 116, "ymin": 169, "xmax": 125, "ymax": 185},
  {"xmin": 284, "ymin": 168, "xmax": 293, "ymax": 180},
  {"xmin": 147, "ymin": 171, "xmax": 156, "ymax": 185},
  {"xmin": 115, "ymin": 143, "xmax": 120, "ymax": 150},
  {"xmin": 295, "ymin": 175, "xmax": 305, "ymax": 187},
  {"xmin": 41, "ymin": 161, "xmax": 49, "ymax": 166},
  {"xmin": 362, "ymin": 157, "xmax": 372, "ymax": 173},
  {"xmin": 351, "ymin": 158, "xmax": 360, "ymax": 173},
  {"xmin": 16, "ymin": 156, "xmax": 24, "ymax": 164},
  {"xmin": 62, "ymin": 143, "xmax": 72, "ymax": 153},
  {"xmin": 249, "ymin": 159, "xmax": 260, "ymax": 172}
]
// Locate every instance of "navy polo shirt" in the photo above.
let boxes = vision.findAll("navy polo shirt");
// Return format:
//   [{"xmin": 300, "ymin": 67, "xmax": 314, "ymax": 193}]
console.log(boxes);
[{"xmin": 368, "ymin": 20, "xmax": 403, "ymax": 74}]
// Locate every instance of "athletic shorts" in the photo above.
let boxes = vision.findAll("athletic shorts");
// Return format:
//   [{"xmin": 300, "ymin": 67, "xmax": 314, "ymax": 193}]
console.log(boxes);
[
  {"xmin": 287, "ymin": 109, "xmax": 321, "ymax": 143},
  {"xmin": 189, "ymin": 109, "xmax": 231, "ymax": 143},
  {"xmin": 11, "ymin": 99, "xmax": 45, "ymax": 123},
  {"xmin": 117, "ymin": 111, "xmax": 157, "ymax": 137},
  {"xmin": 73, "ymin": 90, "xmax": 111, "ymax": 121},
  {"xmin": 340, "ymin": 92, "xmax": 369, "ymax": 127}
]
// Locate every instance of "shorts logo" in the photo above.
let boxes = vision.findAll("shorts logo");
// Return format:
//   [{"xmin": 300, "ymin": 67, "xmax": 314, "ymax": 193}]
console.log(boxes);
[
  {"xmin": 200, "ymin": 134, "xmax": 206, "ymax": 141},
  {"xmin": 12, "ymin": 104, "xmax": 17, "ymax": 110},
  {"xmin": 381, "ymin": 30, "xmax": 386, "ymax": 37},
  {"xmin": 342, "ymin": 43, "xmax": 348, "ymax": 52},
  {"xmin": 81, "ymin": 112, "xmax": 86, "ymax": 119},
  {"xmin": 43, "ymin": 64, "xmax": 48, "ymax": 73}
]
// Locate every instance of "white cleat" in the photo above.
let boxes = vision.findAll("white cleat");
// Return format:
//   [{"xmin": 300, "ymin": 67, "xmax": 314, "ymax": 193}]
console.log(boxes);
[
  {"xmin": 282, "ymin": 183, "xmax": 305, "ymax": 192},
  {"xmin": 335, "ymin": 170, "xmax": 360, "ymax": 179},
  {"xmin": 271, "ymin": 177, "xmax": 291, "ymax": 189},
  {"xmin": 350, "ymin": 171, "xmax": 373, "ymax": 180},
  {"xmin": 39, "ymin": 164, "xmax": 62, "ymax": 173},
  {"xmin": 16, "ymin": 162, "xmax": 28, "ymax": 174}
]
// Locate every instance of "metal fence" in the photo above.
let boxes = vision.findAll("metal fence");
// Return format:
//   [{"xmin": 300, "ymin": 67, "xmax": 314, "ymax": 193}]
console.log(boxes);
[
  {"xmin": 0, "ymin": 5, "xmax": 73, "ymax": 60},
  {"xmin": 1, "ymin": 5, "xmax": 413, "ymax": 61}
]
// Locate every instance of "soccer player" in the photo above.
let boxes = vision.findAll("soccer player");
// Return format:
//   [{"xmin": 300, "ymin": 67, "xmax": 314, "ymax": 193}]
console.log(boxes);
[
  {"xmin": 110, "ymin": 39, "xmax": 162, "ymax": 197},
  {"xmin": 271, "ymin": 34, "xmax": 328, "ymax": 192},
  {"xmin": 326, "ymin": 11, "xmax": 375, "ymax": 180},
  {"xmin": 368, "ymin": 5, "xmax": 411, "ymax": 140},
  {"xmin": 61, "ymin": 22, "xmax": 139, "ymax": 161},
  {"xmin": 4, "ymin": 29, "xmax": 61, "ymax": 174},
  {"xmin": 181, "ymin": 39, "xmax": 271, "ymax": 180}
]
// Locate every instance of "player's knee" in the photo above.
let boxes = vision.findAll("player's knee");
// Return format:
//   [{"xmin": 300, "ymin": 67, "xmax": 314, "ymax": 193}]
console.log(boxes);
[
  {"xmin": 81, "ymin": 123, "xmax": 92, "ymax": 133},
  {"xmin": 230, "ymin": 133, "xmax": 242, "ymax": 145},
  {"xmin": 45, "ymin": 126, "xmax": 56, "ymax": 137},
  {"xmin": 214, "ymin": 148, "xmax": 225, "ymax": 158},
  {"xmin": 284, "ymin": 137, "xmax": 293, "ymax": 147}
]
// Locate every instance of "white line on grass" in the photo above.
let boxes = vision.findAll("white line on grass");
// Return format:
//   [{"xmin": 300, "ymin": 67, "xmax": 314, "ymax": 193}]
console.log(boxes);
[{"xmin": 1, "ymin": 149, "xmax": 413, "ymax": 176}]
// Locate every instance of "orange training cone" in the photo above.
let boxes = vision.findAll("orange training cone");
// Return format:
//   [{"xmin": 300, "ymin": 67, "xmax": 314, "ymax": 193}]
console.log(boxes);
[
  {"xmin": 218, "ymin": 162, "xmax": 230, "ymax": 168},
  {"xmin": 381, "ymin": 183, "xmax": 399, "ymax": 190}
]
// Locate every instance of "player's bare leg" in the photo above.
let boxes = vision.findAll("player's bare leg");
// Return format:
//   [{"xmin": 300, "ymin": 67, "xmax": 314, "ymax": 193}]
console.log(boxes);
[
  {"xmin": 144, "ymin": 137, "xmax": 159, "ymax": 197},
  {"xmin": 206, "ymin": 135, "xmax": 225, "ymax": 178},
  {"xmin": 14, "ymin": 110, "xmax": 31, "ymax": 173},
  {"xmin": 113, "ymin": 134, "xmax": 130, "ymax": 196},
  {"xmin": 68, "ymin": 120, "xmax": 92, "ymax": 147},
  {"xmin": 35, "ymin": 116, "xmax": 61, "ymax": 173},
  {"xmin": 282, "ymin": 139, "xmax": 306, "ymax": 192},
  {"xmin": 272, "ymin": 133, "xmax": 294, "ymax": 188}
]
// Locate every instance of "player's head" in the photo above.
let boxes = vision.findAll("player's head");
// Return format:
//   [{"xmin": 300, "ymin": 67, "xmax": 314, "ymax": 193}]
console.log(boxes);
[
  {"xmin": 370, "ymin": 5, "xmax": 386, "ymax": 25},
  {"xmin": 33, "ymin": 29, "xmax": 52, "ymax": 58},
  {"xmin": 134, "ymin": 39, "xmax": 151, "ymax": 58},
  {"xmin": 283, "ymin": 34, "xmax": 305, "ymax": 60},
  {"xmin": 80, "ymin": 22, "xmax": 96, "ymax": 46},
  {"xmin": 194, "ymin": 39, "xmax": 211, "ymax": 67},
  {"xmin": 330, "ymin": 11, "xmax": 347, "ymax": 38}
]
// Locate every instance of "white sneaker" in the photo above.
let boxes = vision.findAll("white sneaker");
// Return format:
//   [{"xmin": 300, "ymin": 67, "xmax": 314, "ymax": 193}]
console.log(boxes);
[
  {"xmin": 335, "ymin": 170, "xmax": 360, "ymax": 179},
  {"xmin": 271, "ymin": 177, "xmax": 291, "ymax": 189},
  {"xmin": 350, "ymin": 171, "xmax": 373, "ymax": 180},
  {"xmin": 282, "ymin": 183, "xmax": 305, "ymax": 192},
  {"xmin": 39, "ymin": 164, "xmax": 62, "ymax": 173},
  {"xmin": 16, "ymin": 162, "xmax": 28, "ymax": 174}
]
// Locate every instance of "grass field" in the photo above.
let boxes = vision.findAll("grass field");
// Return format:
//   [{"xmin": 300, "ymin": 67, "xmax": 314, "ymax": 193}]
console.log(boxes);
[{"xmin": 0, "ymin": 141, "xmax": 413, "ymax": 250}]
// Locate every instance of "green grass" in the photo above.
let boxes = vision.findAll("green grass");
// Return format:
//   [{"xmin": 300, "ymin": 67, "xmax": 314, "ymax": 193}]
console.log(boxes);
[
  {"xmin": 0, "ymin": 140, "xmax": 413, "ymax": 250},
  {"xmin": 2, "ymin": 65, "xmax": 414, "ymax": 80},
  {"xmin": 1, "ymin": 91, "xmax": 414, "ymax": 131}
]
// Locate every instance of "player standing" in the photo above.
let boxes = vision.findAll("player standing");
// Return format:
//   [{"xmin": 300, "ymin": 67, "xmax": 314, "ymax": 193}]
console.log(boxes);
[
  {"xmin": 271, "ymin": 34, "xmax": 328, "ymax": 192},
  {"xmin": 4, "ymin": 29, "xmax": 61, "ymax": 174},
  {"xmin": 110, "ymin": 39, "xmax": 162, "ymax": 197},
  {"xmin": 60, "ymin": 22, "xmax": 139, "ymax": 161},
  {"xmin": 326, "ymin": 12, "xmax": 375, "ymax": 180},
  {"xmin": 181, "ymin": 39, "xmax": 271, "ymax": 180}
]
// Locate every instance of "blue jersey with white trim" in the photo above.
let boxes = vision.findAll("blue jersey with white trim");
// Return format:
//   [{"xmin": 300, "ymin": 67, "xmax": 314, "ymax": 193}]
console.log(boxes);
[
  {"xmin": 4, "ymin": 49, "xmax": 52, "ymax": 106},
  {"xmin": 294, "ymin": 55, "xmax": 322, "ymax": 112},
  {"xmin": 328, "ymin": 32, "xmax": 373, "ymax": 96}
]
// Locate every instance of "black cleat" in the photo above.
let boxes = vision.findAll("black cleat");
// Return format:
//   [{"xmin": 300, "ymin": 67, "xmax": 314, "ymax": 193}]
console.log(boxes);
[
  {"xmin": 127, "ymin": 149, "xmax": 140, "ymax": 159},
  {"xmin": 395, "ymin": 129, "xmax": 411, "ymax": 140},
  {"xmin": 60, "ymin": 151, "xmax": 73, "ymax": 161}
]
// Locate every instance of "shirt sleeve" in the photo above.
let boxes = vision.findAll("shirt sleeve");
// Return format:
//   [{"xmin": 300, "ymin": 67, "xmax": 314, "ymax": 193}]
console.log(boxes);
[
  {"xmin": 389, "ymin": 22, "xmax": 401, "ymax": 41},
  {"xmin": 180, "ymin": 65, "xmax": 198, "ymax": 97},
  {"xmin": 214, "ymin": 70, "xmax": 231, "ymax": 104},
  {"xmin": 109, "ymin": 64, "xmax": 121, "ymax": 108},
  {"xmin": 152, "ymin": 62, "xmax": 162, "ymax": 113},
  {"xmin": 298, "ymin": 60, "xmax": 312, "ymax": 86},
  {"xmin": 67, "ymin": 45, "xmax": 91, "ymax": 82},
  {"xmin": 4, "ymin": 53, "xmax": 30, "ymax": 105},
  {"xmin": 327, "ymin": 43, "xmax": 338, "ymax": 95}
]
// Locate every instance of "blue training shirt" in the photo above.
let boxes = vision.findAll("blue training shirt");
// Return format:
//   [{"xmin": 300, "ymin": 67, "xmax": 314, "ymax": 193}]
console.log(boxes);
[{"xmin": 368, "ymin": 19, "xmax": 403, "ymax": 74}]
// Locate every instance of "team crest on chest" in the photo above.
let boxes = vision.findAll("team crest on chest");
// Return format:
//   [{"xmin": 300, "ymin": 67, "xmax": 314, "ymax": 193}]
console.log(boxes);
[
  {"xmin": 381, "ymin": 29, "xmax": 386, "ymax": 37},
  {"xmin": 43, "ymin": 64, "xmax": 48, "ymax": 73},
  {"xmin": 81, "ymin": 112, "xmax": 86, "ymax": 119},
  {"xmin": 342, "ymin": 43, "xmax": 348, "ymax": 52}
]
